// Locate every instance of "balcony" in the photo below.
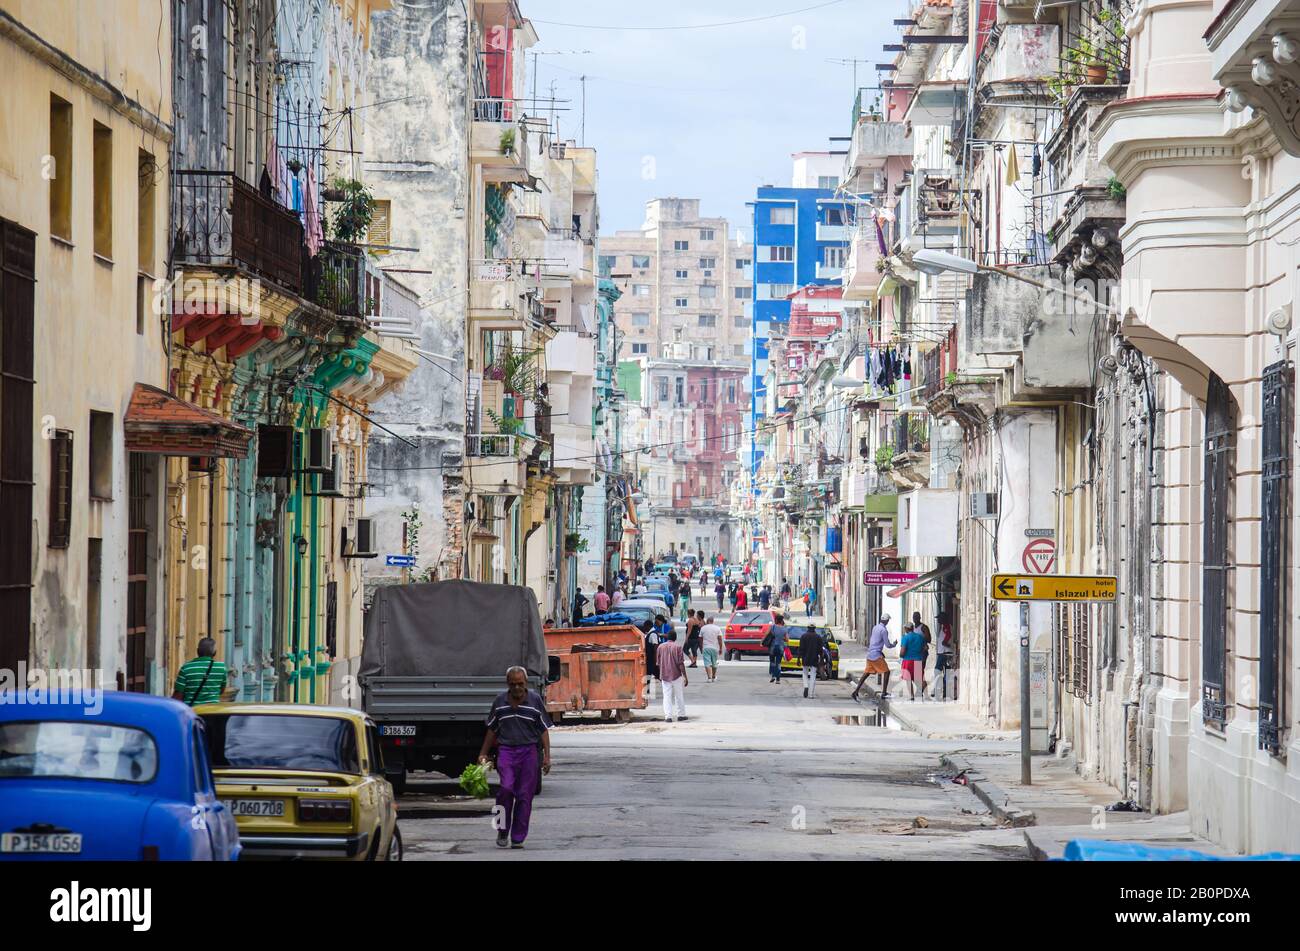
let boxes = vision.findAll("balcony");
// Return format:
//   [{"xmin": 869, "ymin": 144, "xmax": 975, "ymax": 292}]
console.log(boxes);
[
  {"xmin": 842, "ymin": 226, "xmax": 883, "ymax": 300},
  {"xmin": 979, "ymin": 23, "xmax": 1059, "ymax": 88},
  {"xmin": 546, "ymin": 330, "xmax": 596, "ymax": 378},
  {"xmin": 843, "ymin": 119, "xmax": 911, "ymax": 190},
  {"xmin": 815, "ymin": 262, "xmax": 843, "ymax": 280},
  {"xmin": 305, "ymin": 241, "xmax": 366, "ymax": 317},
  {"xmin": 172, "ymin": 170, "xmax": 303, "ymax": 293},
  {"xmin": 815, "ymin": 222, "xmax": 849, "ymax": 243},
  {"xmin": 552, "ymin": 421, "xmax": 595, "ymax": 485},
  {"xmin": 1207, "ymin": 0, "xmax": 1300, "ymax": 156}
]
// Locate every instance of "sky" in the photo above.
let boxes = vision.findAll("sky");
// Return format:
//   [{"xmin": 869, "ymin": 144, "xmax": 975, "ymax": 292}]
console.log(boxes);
[{"xmin": 523, "ymin": 0, "xmax": 905, "ymax": 239}]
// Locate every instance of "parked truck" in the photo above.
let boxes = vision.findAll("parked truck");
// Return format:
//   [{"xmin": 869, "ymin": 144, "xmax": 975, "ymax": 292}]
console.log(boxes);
[{"xmin": 359, "ymin": 580, "xmax": 559, "ymax": 795}]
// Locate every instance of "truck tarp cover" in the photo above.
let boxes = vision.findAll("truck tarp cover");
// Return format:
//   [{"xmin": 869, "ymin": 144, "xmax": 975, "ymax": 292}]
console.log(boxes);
[{"xmin": 360, "ymin": 581, "xmax": 546, "ymax": 680}]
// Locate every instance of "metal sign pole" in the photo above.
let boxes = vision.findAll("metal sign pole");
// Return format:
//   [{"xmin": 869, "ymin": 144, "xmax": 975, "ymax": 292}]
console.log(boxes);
[{"xmin": 1020, "ymin": 600, "xmax": 1031, "ymax": 786}]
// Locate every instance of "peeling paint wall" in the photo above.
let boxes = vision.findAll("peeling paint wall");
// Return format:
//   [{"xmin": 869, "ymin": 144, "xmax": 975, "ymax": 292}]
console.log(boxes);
[{"xmin": 364, "ymin": 0, "xmax": 469, "ymax": 583}]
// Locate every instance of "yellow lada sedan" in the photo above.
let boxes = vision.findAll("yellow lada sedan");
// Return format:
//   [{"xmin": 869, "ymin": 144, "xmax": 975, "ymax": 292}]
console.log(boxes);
[{"xmin": 195, "ymin": 703, "xmax": 401, "ymax": 861}]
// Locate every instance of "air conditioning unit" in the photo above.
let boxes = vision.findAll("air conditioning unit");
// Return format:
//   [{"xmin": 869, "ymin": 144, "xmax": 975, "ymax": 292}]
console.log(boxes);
[
  {"xmin": 306, "ymin": 428, "xmax": 333, "ymax": 473},
  {"xmin": 970, "ymin": 492, "xmax": 999, "ymax": 519},
  {"xmin": 317, "ymin": 454, "xmax": 344, "ymax": 497},
  {"xmin": 343, "ymin": 517, "xmax": 378, "ymax": 558},
  {"xmin": 872, "ymin": 170, "xmax": 885, "ymax": 193}
]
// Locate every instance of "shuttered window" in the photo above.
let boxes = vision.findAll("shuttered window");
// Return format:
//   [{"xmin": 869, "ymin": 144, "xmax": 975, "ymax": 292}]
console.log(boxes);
[
  {"xmin": 368, "ymin": 199, "xmax": 391, "ymax": 253},
  {"xmin": 49, "ymin": 430, "xmax": 73, "ymax": 548}
]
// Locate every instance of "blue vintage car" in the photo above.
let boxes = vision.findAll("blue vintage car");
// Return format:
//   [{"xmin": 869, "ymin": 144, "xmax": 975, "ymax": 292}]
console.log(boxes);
[{"xmin": 0, "ymin": 691, "xmax": 241, "ymax": 861}]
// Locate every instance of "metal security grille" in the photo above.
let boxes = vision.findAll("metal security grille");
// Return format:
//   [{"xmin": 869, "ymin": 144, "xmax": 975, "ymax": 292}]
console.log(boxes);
[
  {"xmin": 1259, "ymin": 360, "xmax": 1292, "ymax": 753},
  {"xmin": 126, "ymin": 453, "xmax": 149, "ymax": 692},
  {"xmin": 324, "ymin": 581, "xmax": 337, "ymax": 660},
  {"xmin": 1202, "ymin": 374, "xmax": 1235, "ymax": 728}
]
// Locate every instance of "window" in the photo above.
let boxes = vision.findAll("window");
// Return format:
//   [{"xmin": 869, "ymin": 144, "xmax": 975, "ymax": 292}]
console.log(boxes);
[
  {"xmin": 49, "ymin": 430, "xmax": 73, "ymax": 547},
  {"xmin": 92, "ymin": 121, "xmax": 112, "ymax": 258},
  {"xmin": 49, "ymin": 95, "xmax": 72, "ymax": 240},
  {"xmin": 674, "ymin": 297, "xmax": 688, "ymax": 308},
  {"xmin": 631, "ymin": 254, "xmax": 651, "ymax": 269},
  {"xmin": 769, "ymin": 246, "xmax": 793, "ymax": 262},
  {"xmin": 631, "ymin": 343, "xmax": 648, "ymax": 354},
  {"xmin": 733, "ymin": 344, "xmax": 745, "ymax": 356},
  {"xmin": 1202, "ymin": 373, "xmax": 1235, "ymax": 729},
  {"xmin": 701, "ymin": 285, "xmax": 720, "ymax": 300},
  {"xmin": 736, "ymin": 258, "xmax": 751, "ymax": 269},
  {"xmin": 89, "ymin": 411, "xmax": 113, "ymax": 501},
  {"xmin": 699, "ymin": 229, "xmax": 715, "ymax": 241},
  {"xmin": 631, "ymin": 312, "xmax": 650, "ymax": 326},
  {"xmin": 674, "ymin": 240, "xmax": 689, "ymax": 251},
  {"xmin": 0, "ymin": 721, "xmax": 158, "ymax": 782},
  {"xmin": 369, "ymin": 199, "xmax": 391, "ymax": 254},
  {"xmin": 825, "ymin": 206, "xmax": 845, "ymax": 226},
  {"xmin": 769, "ymin": 206, "xmax": 794, "ymax": 225},
  {"xmin": 675, "ymin": 378, "xmax": 684, "ymax": 405},
  {"xmin": 767, "ymin": 284, "xmax": 793, "ymax": 299},
  {"xmin": 657, "ymin": 378, "xmax": 669, "ymax": 402},
  {"xmin": 734, "ymin": 286, "xmax": 752, "ymax": 300},
  {"xmin": 675, "ymin": 268, "xmax": 688, "ymax": 279},
  {"xmin": 698, "ymin": 314, "xmax": 717, "ymax": 328},
  {"xmin": 137, "ymin": 151, "xmax": 155, "ymax": 272},
  {"xmin": 823, "ymin": 246, "xmax": 846, "ymax": 268},
  {"xmin": 657, "ymin": 477, "xmax": 666, "ymax": 493},
  {"xmin": 1259, "ymin": 360, "xmax": 1293, "ymax": 754},
  {"xmin": 818, "ymin": 175, "xmax": 839, "ymax": 190},
  {"xmin": 632, "ymin": 284, "xmax": 651, "ymax": 296},
  {"xmin": 727, "ymin": 381, "xmax": 737, "ymax": 403},
  {"xmin": 699, "ymin": 257, "xmax": 716, "ymax": 270},
  {"xmin": 733, "ymin": 316, "xmax": 747, "ymax": 328}
]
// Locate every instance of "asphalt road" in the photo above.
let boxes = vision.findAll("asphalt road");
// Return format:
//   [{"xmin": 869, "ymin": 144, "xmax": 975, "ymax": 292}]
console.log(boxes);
[{"xmin": 399, "ymin": 652, "xmax": 1031, "ymax": 860}]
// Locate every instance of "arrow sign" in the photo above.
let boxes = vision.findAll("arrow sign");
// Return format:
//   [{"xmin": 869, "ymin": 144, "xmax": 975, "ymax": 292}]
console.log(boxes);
[
  {"xmin": 386, "ymin": 555, "xmax": 416, "ymax": 568},
  {"xmin": 991, "ymin": 573, "xmax": 1117, "ymax": 602},
  {"xmin": 996, "ymin": 577, "xmax": 1015, "ymax": 598}
]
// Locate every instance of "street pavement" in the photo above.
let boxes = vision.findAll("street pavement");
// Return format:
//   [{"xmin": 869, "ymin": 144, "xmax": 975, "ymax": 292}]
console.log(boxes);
[{"xmin": 399, "ymin": 632, "xmax": 1033, "ymax": 860}]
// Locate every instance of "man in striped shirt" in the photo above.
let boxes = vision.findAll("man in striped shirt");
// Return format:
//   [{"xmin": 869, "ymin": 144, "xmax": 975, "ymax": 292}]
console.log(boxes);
[
  {"xmin": 478, "ymin": 667, "xmax": 551, "ymax": 849},
  {"xmin": 171, "ymin": 638, "xmax": 227, "ymax": 705}
]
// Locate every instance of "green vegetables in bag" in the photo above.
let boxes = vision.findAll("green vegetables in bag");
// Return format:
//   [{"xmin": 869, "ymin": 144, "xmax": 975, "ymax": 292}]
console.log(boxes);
[{"xmin": 459, "ymin": 762, "xmax": 490, "ymax": 799}]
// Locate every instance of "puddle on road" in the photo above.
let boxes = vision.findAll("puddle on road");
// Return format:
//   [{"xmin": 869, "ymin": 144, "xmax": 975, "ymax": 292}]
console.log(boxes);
[{"xmin": 832, "ymin": 712, "xmax": 902, "ymax": 729}]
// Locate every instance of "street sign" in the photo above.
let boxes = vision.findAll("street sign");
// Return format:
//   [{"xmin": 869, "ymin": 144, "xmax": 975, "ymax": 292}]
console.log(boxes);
[
  {"xmin": 991, "ymin": 573, "xmax": 1117, "ymax": 602},
  {"xmin": 386, "ymin": 554, "xmax": 416, "ymax": 568},
  {"xmin": 864, "ymin": 570, "xmax": 918, "ymax": 587},
  {"xmin": 1024, "ymin": 528, "xmax": 1055, "ymax": 538},
  {"xmin": 1021, "ymin": 538, "xmax": 1057, "ymax": 574}
]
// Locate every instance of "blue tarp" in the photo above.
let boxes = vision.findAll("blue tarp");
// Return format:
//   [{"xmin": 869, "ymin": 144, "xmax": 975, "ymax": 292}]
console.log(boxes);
[
  {"xmin": 1062, "ymin": 839, "xmax": 1300, "ymax": 861},
  {"xmin": 577, "ymin": 612, "xmax": 636, "ymax": 627}
]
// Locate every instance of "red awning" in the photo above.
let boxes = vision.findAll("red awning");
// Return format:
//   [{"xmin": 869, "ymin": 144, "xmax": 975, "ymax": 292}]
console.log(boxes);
[
  {"xmin": 124, "ymin": 383, "xmax": 252, "ymax": 458},
  {"xmin": 886, "ymin": 562, "xmax": 959, "ymax": 599}
]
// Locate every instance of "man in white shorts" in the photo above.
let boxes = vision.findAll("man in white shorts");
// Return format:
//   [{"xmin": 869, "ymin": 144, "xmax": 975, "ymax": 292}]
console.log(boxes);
[{"xmin": 699, "ymin": 615, "xmax": 726, "ymax": 683}]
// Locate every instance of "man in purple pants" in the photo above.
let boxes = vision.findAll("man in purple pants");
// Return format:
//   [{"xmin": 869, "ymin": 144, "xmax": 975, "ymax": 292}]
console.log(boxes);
[{"xmin": 478, "ymin": 666, "xmax": 552, "ymax": 849}]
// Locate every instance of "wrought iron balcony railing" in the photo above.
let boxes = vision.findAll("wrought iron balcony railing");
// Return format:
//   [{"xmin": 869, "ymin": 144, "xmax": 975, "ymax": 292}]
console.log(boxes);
[{"xmin": 172, "ymin": 170, "xmax": 304, "ymax": 293}]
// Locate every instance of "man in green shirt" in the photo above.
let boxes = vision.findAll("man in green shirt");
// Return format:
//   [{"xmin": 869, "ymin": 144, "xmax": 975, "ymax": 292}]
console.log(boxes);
[{"xmin": 172, "ymin": 637, "xmax": 227, "ymax": 706}]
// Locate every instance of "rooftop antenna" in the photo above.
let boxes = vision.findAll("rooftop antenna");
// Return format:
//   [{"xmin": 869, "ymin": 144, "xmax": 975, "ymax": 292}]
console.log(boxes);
[{"xmin": 825, "ymin": 57, "xmax": 873, "ymax": 94}]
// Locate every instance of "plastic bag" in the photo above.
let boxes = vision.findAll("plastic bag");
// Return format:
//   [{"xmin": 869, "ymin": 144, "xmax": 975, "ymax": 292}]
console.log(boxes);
[{"xmin": 458, "ymin": 762, "xmax": 490, "ymax": 799}]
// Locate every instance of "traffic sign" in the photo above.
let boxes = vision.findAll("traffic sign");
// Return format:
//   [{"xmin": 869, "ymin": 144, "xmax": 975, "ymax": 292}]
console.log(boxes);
[
  {"xmin": 386, "ymin": 554, "xmax": 416, "ymax": 568},
  {"xmin": 1021, "ymin": 538, "xmax": 1056, "ymax": 574},
  {"xmin": 991, "ymin": 573, "xmax": 1117, "ymax": 602}
]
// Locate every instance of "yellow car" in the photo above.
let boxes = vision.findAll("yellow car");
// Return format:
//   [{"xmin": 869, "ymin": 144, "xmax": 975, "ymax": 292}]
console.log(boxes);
[
  {"xmin": 195, "ymin": 703, "xmax": 401, "ymax": 861},
  {"xmin": 780, "ymin": 626, "xmax": 842, "ymax": 680}
]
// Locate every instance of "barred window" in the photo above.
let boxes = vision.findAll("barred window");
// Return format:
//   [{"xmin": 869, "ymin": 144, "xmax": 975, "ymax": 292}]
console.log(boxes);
[{"xmin": 49, "ymin": 430, "xmax": 73, "ymax": 548}]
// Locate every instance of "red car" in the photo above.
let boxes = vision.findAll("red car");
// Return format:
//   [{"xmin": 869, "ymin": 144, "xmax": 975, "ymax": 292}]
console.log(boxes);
[{"xmin": 724, "ymin": 610, "xmax": 776, "ymax": 660}]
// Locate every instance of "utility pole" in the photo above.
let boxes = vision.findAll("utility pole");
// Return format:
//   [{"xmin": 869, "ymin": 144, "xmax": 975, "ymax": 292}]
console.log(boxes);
[
  {"xmin": 1020, "ymin": 600, "xmax": 1032, "ymax": 785},
  {"xmin": 579, "ymin": 75, "xmax": 587, "ymax": 146}
]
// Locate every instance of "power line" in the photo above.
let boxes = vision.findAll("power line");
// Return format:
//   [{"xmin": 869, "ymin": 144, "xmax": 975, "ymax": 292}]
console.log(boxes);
[{"xmin": 533, "ymin": 0, "xmax": 853, "ymax": 31}]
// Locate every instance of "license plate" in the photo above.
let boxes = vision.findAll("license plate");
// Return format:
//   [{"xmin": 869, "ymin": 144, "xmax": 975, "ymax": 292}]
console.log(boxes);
[
  {"xmin": 1, "ymin": 832, "xmax": 82, "ymax": 853},
  {"xmin": 382, "ymin": 724, "xmax": 416, "ymax": 736},
  {"xmin": 229, "ymin": 799, "xmax": 285, "ymax": 818}
]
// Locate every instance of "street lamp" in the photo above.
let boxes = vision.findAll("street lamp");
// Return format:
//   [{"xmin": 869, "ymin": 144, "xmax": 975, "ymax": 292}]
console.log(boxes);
[
  {"xmin": 911, "ymin": 248, "xmax": 1112, "ymax": 314},
  {"xmin": 830, "ymin": 374, "xmax": 867, "ymax": 389}
]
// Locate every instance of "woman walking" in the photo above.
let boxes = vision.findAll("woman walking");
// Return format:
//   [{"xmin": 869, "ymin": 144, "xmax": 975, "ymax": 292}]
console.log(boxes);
[
  {"xmin": 899, "ymin": 621, "xmax": 927, "ymax": 701},
  {"xmin": 766, "ymin": 613, "xmax": 789, "ymax": 684}
]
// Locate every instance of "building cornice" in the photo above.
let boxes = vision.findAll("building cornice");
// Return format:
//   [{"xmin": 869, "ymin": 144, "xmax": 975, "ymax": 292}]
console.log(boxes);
[{"xmin": 1096, "ymin": 94, "xmax": 1234, "ymax": 184}]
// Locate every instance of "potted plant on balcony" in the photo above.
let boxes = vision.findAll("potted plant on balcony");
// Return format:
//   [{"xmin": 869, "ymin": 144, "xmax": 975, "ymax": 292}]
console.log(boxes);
[
  {"xmin": 564, "ymin": 531, "xmax": 588, "ymax": 554},
  {"xmin": 499, "ymin": 128, "xmax": 516, "ymax": 156},
  {"xmin": 875, "ymin": 444, "xmax": 895, "ymax": 472},
  {"xmin": 326, "ymin": 178, "xmax": 374, "ymax": 244}
]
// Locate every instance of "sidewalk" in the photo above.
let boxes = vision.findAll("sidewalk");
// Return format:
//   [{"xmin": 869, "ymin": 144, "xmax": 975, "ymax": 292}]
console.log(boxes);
[{"xmin": 838, "ymin": 645, "xmax": 1227, "ymax": 858}]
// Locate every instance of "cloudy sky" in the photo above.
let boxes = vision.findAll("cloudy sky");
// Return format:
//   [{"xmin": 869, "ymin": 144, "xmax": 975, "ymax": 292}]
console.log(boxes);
[{"xmin": 523, "ymin": 0, "xmax": 903, "ymax": 237}]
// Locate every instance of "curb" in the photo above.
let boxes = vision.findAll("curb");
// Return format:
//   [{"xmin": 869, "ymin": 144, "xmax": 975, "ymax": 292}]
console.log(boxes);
[{"xmin": 940, "ymin": 753, "xmax": 1036, "ymax": 828}]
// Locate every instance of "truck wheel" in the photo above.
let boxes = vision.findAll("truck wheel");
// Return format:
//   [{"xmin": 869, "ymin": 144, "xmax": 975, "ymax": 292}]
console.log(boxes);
[
  {"xmin": 386, "ymin": 826, "xmax": 403, "ymax": 862},
  {"xmin": 615, "ymin": 709, "xmax": 632, "ymax": 723}
]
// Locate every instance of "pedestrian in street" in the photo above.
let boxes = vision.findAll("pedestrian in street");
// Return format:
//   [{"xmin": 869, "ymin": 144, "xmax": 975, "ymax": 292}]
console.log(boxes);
[
  {"xmin": 765, "ymin": 613, "xmax": 790, "ymax": 684},
  {"xmin": 684, "ymin": 610, "xmax": 704, "ymax": 667},
  {"xmin": 572, "ymin": 588, "xmax": 589, "ymax": 625},
  {"xmin": 728, "ymin": 582, "xmax": 739, "ymax": 611},
  {"xmin": 759, "ymin": 584, "xmax": 772, "ymax": 610},
  {"xmin": 700, "ymin": 572, "xmax": 709, "ymax": 597},
  {"xmin": 912, "ymin": 610, "xmax": 932, "ymax": 696},
  {"xmin": 635, "ymin": 578, "xmax": 648, "ymax": 595},
  {"xmin": 700, "ymin": 615, "xmax": 725, "ymax": 682},
  {"xmin": 779, "ymin": 578, "xmax": 792, "ymax": 608},
  {"xmin": 899, "ymin": 621, "xmax": 927, "ymax": 701},
  {"xmin": 478, "ymin": 666, "xmax": 552, "ymax": 849},
  {"xmin": 735, "ymin": 584, "xmax": 748, "ymax": 610},
  {"xmin": 851, "ymin": 614, "xmax": 897, "ymax": 702},
  {"xmin": 678, "ymin": 580, "xmax": 693, "ymax": 620},
  {"xmin": 172, "ymin": 637, "xmax": 227, "ymax": 706},
  {"xmin": 611, "ymin": 585, "xmax": 626, "ymax": 610},
  {"xmin": 641, "ymin": 618, "xmax": 660, "ymax": 700},
  {"xmin": 594, "ymin": 585, "xmax": 610, "ymax": 615},
  {"xmin": 932, "ymin": 611, "xmax": 954, "ymax": 700},
  {"xmin": 655, "ymin": 629, "xmax": 688, "ymax": 722},
  {"xmin": 798, "ymin": 624, "xmax": 824, "ymax": 698},
  {"xmin": 803, "ymin": 584, "xmax": 816, "ymax": 617}
]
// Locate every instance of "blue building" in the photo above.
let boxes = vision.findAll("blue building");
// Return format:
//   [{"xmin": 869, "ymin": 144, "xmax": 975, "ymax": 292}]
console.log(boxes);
[{"xmin": 748, "ymin": 153, "xmax": 852, "ymax": 472}]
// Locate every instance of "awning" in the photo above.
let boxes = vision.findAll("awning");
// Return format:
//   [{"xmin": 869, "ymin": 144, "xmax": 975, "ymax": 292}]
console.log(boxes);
[
  {"xmin": 869, "ymin": 545, "xmax": 898, "ymax": 558},
  {"xmin": 124, "ymin": 383, "xmax": 252, "ymax": 458},
  {"xmin": 887, "ymin": 561, "xmax": 959, "ymax": 599}
]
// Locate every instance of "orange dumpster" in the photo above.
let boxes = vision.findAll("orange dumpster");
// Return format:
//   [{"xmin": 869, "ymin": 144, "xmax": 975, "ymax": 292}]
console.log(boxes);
[{"xmin": 544, "ymin": 625, "xmax": 647, "ymax": 720}]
